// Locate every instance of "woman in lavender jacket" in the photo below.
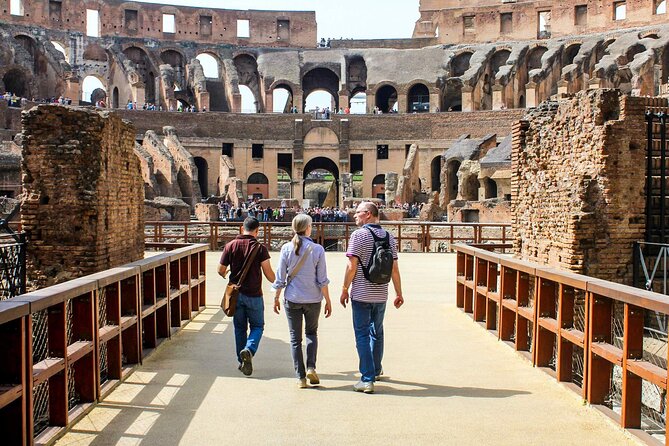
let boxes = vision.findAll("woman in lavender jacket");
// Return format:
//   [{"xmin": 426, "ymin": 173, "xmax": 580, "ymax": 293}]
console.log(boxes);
[{"xmin": 272, "ymin": 214, "xmax": 332, "ymax": 388}]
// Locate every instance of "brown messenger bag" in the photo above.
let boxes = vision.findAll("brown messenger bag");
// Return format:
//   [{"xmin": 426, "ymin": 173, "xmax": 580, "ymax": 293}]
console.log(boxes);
[{"xmin": 221, "ymin": 243, "xmax": 261, "ymax": 317}]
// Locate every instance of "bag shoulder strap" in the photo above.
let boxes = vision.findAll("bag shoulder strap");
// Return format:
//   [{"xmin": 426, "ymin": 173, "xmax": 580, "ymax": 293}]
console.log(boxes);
[
  {"xmin": 235, "ymin": 243, "xmax": 261, "ymax": 286},
  {"xmin": 288, "ymin": 243, "xmax": 313, "ymax": 281},
  {"xmin": 366, "ymin": 226, "xmax": 389, "ymax": 243}
]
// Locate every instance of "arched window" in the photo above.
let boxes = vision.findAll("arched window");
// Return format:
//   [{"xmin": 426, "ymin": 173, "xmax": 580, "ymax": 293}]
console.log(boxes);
[
  {"xmin": 240, "ymin": 85, "xmax": 257, "ymax": 113},
  {"xmin": 408, "ymin": 84, "xmax": 429, "ymax": 113},
  {"xmin": 196, "ymin": 53, "xmax": 219, "ymax": 78},
  {"xmin": 82, "ymin": 76, "xmax": 105, "ymax": 103}
]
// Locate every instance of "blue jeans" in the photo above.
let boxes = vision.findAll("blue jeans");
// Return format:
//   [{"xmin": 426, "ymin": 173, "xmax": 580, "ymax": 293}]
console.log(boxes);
[
  {"xmin": 351, "ymin": 300, "xmax": 386, "ymax": 382},
  {"xmin": 233, "ymin": 293, "xmax": 265, "ymax": 363}
]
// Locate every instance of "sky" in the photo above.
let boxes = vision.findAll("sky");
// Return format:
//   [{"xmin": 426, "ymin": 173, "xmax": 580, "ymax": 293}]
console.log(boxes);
[{"xmin": 136, "ymin": 0, "xmax": 421, "ymax": 40}]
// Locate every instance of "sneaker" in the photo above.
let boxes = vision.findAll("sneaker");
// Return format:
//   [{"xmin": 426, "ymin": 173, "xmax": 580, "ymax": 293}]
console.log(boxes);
[
  {"xmin": 306, "ymin": 368, "xmax": 320, "ymax": 385},
  {"xmin": 353, "ymin": 380, "xmax": 374, "ymax": 394},
  {"xmin": 375, "ymin": 370, "xmax": 383, "ymax": 381},
  {"xmin": 297, "ymin": 378, "xmax": 308, "ymax": 389},
  {"xmin": 239, "ymin": 348, "xmax": 253, "ymax": 376}
]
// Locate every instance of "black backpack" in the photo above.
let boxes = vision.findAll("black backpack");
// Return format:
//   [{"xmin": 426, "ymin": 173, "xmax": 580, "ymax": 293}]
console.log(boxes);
[{"xmin": 362, "ymin": 227, "xmax": 394, "ymax": 284}]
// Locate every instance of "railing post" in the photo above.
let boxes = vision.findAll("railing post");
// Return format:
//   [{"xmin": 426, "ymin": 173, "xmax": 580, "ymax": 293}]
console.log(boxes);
[{"xmin": 621, "ymin": 303, "xmax": 643, "ymax": 429}]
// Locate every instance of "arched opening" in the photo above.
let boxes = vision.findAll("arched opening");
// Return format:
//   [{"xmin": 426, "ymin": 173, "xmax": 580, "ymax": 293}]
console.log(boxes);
[
  {"xmin": 273, "ymin": 86, "xmax": 292, "ymax": 113},
  {"xmin": 82, "ymin": 75, "xmax": 105, "ymax": 103},
  {"xmin": 196, "ymin": 53, "xmax": 219, "ymax": 78},
  {"xmin": 302, "ymin": 67, "xmax": 339, "ymax": 111},
  {"xmin": 147, "ymin": 71, "xmax": 156, "ymax": 104},
  {"xmin": 112, "ymin": 87, "xmax": 119, "ymax": 108},
  {"xmin": 375, "ymin": 85, "xmax": 398, "ymax": 113},
  {"xmin": 346, "ymin": 56, "xmax": 367, "ymax": 105},
  {"xmin": 247, "ymin": 172, "xmax": 269, "ymax": 200},
  {"xmin": 303, "ymin": 157, "xmax": 340, "ymax": 207},
  {"xmin": 658, "ymin": 0, "xmax": 667, "ymax": 14},
  {"xmin": 372, "ymin": 174, "xmax": 386, "ymax": 201},
  {"xmin": 591, "ymin": 39, "xmax": 615, "ymax": 77},
  {"xmin": 519, "ymin": 95, "xmax": 525, "ymax": 108},
  {"xmin": 2, "ymin": 69, "xmax": 28, "ymax": 97},
  {"xmin": 527, "ymin": 46, "xmax": 548, "ymax": 71},
  {"xmin": 407, "ymin": 83, "xmax": 429, "ymax": 113},
  {"xmin": 240, "ymin": 85, "xmax": 257, "ymax": 113},
  {"xmin": 483, "ymin": 177, "xmax": 498, "ymax": 199},
  {"xmin": 51, "ymin": 41, "xmax": 67, "ymax": 60},
  {"xmin": 352, "ymin": 170, "xmax": 363, "ymax": 198},
  {"xmin": 447, "ymin": 160, "xmax": 461, "ymax": 202},
  {"xmin": 176, "ymin": 98, "xmax": 191, "ymax": 111},
  {"xmin": 442, "ymin": 80, "xmax": 462, "ymax": 112},
  {"xmin": 451, "ymin": 52, "xmax": 472, "ymax": 77},
  {"xmin": 563, "ymin": 44, "xmax": 581, "ymax": 67},
  {"xmin": 194, "ymin": 157, "xmax": 208, "ymax": 196},
  {"xmin": 625, "ymin": 43, "xmax": 646, "ymax": 64},
  {"xmin": 277, "ymin": 168, "xmax": 291, "ymax": 199},
  {"xmin": 234, "ymin": 54, "xmax": 262, "ymax": 112},
  {"xmin": 350, "ymin": 91, "xmax": 366, "ymax": 114},
  {"xmin": 305, "ymin": 90, "xmax": 335, "ymax": 112},
  {"xmin": 464, "ymin": 175, "xmax": 480, "ymax": 201},
  {"xmin": 431, "ymin": 156, "xmax": 442, "ymax": 193},
  {"xmin": 491, "ymin": 50, "xmax": 511, "ymax": 76}
]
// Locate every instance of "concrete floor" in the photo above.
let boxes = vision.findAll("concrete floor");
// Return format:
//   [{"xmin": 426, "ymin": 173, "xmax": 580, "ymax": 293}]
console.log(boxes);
[{"xmin": 55, "ymin": 252, "xmax": 639, "ymax": 446}]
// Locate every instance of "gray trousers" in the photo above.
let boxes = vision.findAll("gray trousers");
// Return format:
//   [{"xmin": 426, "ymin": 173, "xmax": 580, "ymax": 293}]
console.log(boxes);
[{"xmin": 284, "ymin": 300, "xmax": 321, "ymax": 379}]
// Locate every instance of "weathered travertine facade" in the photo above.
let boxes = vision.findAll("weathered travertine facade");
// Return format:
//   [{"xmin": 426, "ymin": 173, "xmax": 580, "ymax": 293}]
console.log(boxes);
[
  {"xmin": 512, "ymin": 90, "xmax": 647, "ymax": 282},
  {"xmin": 21, "ymin": 105, "xmax": 144, "ymax": 286}
]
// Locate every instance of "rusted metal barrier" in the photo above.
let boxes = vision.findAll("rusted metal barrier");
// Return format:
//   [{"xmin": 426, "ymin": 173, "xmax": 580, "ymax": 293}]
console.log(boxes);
[
  {"xmin": 456, "ymin": 244, "xmax": 669, "ymax": 445},
  {"xmin": 145, "ymin": 221, "xmax": 512, "ymax": 252},
  {"xmin": 0, "ymin": 244, "xmax": 208, "ymax": 445}
]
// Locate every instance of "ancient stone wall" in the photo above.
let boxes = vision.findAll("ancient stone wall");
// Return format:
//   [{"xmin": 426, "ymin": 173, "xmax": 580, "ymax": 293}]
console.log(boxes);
[
  {"xmin": 511, "ymin": 90, "xmax": 647, "ymax": 283},
  {"xmin": 1, "ymin": 1, "xmax": 317, "ymax": 48},
  {"xmin": 21, "ymin": 105, "xmax": 144, "ymax": 287},
  {"xmin": 416, "ymin": 0, "xmax": 669, "ymax": 44}
]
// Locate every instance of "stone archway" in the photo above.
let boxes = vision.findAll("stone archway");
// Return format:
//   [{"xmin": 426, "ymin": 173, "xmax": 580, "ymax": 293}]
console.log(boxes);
[
  {"xmin": 431, "ymin": 156, "xmax": 442, "ymax": 193},
  {"xmin": 375, "ymin": 84, "xmax": 398, "ymax": 113},
  {"xmin": 247, "ymin": 172, "xmax": 269, "ymax": 200},
  {"xmin": 303, "ymin": 157, "xmax": 340, "ymax": 207},
  {"xmin": 194, "ymin": 157, "xmax": 208, "ymax": 196}
]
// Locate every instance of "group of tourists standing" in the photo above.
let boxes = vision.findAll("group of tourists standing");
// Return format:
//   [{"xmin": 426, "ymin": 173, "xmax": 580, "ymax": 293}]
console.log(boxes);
[{"xmin": 217, "ymin": 201, "xmax": 404, "ymax": 393}]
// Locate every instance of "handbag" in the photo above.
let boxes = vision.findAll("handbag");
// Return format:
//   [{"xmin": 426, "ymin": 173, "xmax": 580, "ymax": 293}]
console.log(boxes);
[{"xmin": 221, "ymin": 243, "xmax": 260, "ymax": 317}]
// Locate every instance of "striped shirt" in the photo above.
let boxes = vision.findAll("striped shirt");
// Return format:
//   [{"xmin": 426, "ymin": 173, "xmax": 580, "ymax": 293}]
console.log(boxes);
[{"xmin": 346, "ymin": 224, "xmax": 398, "ymax": 303}]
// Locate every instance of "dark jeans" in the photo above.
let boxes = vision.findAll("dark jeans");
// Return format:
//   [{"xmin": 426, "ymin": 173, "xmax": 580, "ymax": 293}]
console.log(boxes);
[
  {"xmin": 233, "ymin": 294, "xmax": 265, "ymax": 363},
  {"xmin": 285, "ymin": 300, "xmax": 321, "ymax": 379},
  {"xmin": 351, "ymin": 300, "xmax": 386, "ymax": 382}
]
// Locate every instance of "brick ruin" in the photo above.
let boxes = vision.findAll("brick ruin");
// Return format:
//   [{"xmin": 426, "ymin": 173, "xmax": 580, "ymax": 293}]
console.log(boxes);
[
  {"xmin": 21, "ymin": 105, "xmax": 144, "ymax": 287},
  {"xmin": 511, "ymin": 90, "xmax": 649, "ymax": 283}
]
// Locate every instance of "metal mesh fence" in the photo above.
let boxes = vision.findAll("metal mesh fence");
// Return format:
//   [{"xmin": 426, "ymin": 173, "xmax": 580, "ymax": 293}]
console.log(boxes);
[
  {"xmin": 612, "ymin": 301, "xmax": 625, "ymax": 350},
  {"xmin": 573, "ymin": 290, "xmax": 586, "ymax": 333},
  {"xmin": 99, "ymin": 342, "xmax": 108, "ymax": 384},
  {"xmin": 33, "ymin": 380, "xmax": 49, "ymax": 437},
  {"xmin": 0, "ymin": 240, "xmax": 25, "ymax": 300},
  {"xmin": 572, "ymin": 345, "xmax": 584, "ymax": 388},
  {"xmin": 548, "ymin": 336, "xmax": 557, "ymax": 371},
  {"xmin": 605, "ymin": 364, "xmax": 623, "ymax": 411},
  {"xmin": 527, "ymin": 276, "xmax": 536, "ymax": 308},
  {"xmin": 527, "ymin": 321, "xmax": 534, "ymax": 353},
  {"xmin": 98, "ymin": 287, "xmax": 109, "ymax": 384}
]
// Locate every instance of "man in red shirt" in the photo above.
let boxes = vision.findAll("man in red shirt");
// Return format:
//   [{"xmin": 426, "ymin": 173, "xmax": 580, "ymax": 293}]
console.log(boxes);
[{"xmin": 218, "ymin": 217, "xmax": 275, "ymax": 376}]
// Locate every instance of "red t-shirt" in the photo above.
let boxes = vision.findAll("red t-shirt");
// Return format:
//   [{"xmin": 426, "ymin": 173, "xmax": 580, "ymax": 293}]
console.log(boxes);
[{"xmin": 220, "ymin": 235, "xmax": 271, "ymax": 297}]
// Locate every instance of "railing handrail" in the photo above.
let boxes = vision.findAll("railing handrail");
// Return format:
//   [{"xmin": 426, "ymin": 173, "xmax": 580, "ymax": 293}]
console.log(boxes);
[
  {"xmin": 454, "ymin": 243, "xmax": 669, "ymax": 311},
  {"xmin": 0, "ymin": 243, "xmax": 208, "ymax": 320}
]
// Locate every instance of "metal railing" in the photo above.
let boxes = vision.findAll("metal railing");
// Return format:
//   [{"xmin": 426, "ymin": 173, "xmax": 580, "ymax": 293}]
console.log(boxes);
[
  {"xmin": 145, "ymin": 221, "xmax": 512, "ymax": 253},
  {"xmin": 0, "ymin": 244, "xmax": 208, "ymax": 445},
  {"xmin": 456, "ymin": 244, "xmax": 669, "ymax": 444}
]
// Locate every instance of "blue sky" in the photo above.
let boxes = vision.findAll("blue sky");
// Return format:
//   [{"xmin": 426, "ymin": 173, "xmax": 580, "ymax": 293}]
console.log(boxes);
[{"xmin": 136, "ymin": 0, "xmax": 421, "ymax": 40}]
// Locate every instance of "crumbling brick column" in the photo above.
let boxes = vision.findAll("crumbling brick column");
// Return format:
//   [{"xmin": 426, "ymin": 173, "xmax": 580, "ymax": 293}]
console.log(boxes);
[
  {"xmin": 511, "ymin": 90, "xmax": 647, "ymax": 283},
  {"xmin": 21, "ymin": 105, "xmax": 144, "ymax": 287}
]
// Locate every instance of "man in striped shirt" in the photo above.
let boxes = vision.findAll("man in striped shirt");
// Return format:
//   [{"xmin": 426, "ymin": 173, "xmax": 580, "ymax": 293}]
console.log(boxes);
[{"xmin": 340, "ymin": 202, "xmax": 404, "ymax": 394}]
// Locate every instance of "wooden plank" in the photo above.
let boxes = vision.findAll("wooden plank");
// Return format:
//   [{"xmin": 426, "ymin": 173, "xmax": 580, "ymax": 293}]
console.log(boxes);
[
  {"xmin": 626, "ymin": 360, "xmax": 667, "ymax": 389},
  {"xmin": 622, "ymin": 304, "xmax": 644, "ymax": 429},
  {"xmin": 120, "ymin": 316, "xmax": 137, "ymax": 331},
  {"xmin": 0, "ymin": 300, "xmax": 29, "ymax": 325},
  {"xmin": 66, "ymin": 341, "xmax": 94, "ymax": 364},
  {"xmin": 517, "ymin": 305, "xmax": 534, "ymax": 321},
  {"xmin": 538, "ymin": 317, "xmax": 558, "ymax": 334},
  {"xmin": 561, "ymin": 328, "xmax": 585, "ymax": 347},
  {"xmin": 588, "ymin": 279, "xmax": 669, "ymax": 316},
  {"xmin": 0, "ymin": 384, "xmax": 22, "ymax": 409},
  {"xmin": 99, "ymin": 325, "xmax": 120, "ymax": 344},
  {"xmin": 32, "ymin": 358, "xmax": 65, "ymax": 386},
  {"xmin": 591, "ymin": 342, "xmax": 623, "ymax": 366}
]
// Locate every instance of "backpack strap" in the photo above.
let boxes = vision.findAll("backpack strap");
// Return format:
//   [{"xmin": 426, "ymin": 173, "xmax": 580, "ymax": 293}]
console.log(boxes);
[{"xmin": 365, "ymin": 226, "xmax": 390, "ymax": 243}]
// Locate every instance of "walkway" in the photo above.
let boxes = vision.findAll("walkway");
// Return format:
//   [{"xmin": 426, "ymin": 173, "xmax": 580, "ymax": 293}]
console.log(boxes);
[{"xmin": 56, "ymin": 253, "xmax": 637, "ymax": 446}]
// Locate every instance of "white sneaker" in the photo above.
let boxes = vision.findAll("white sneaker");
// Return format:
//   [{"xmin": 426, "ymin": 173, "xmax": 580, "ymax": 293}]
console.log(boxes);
[
  {"xmin": 297, "ymin": 378, "xmax": 307, "ymax": 389},
  {"xmin": 353, "ymin": 380, "xmax": 374, "ymax": 394},
  {"xmin": 306, "ymin": 368, "xmax": 320, "ymax": 385},
  {"xmin": 375, "ymin": 369, "xmax": 383, "ymax": 381}
]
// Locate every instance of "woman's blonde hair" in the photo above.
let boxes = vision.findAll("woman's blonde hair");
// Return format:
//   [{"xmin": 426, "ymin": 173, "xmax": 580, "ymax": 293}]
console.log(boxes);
[{"xmin": 291, "ymin": 214, "xmax": 312, "ymax": 255}]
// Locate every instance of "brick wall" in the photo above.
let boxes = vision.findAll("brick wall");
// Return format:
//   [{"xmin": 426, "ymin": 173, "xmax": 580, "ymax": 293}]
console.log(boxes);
[
  {"xmin": 21, "ymin": 105, "xmax": 144, "ymax": 287},
  {"xmin": 511, "ymin": 90, "xmax": 647, "ymax": 283}
]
